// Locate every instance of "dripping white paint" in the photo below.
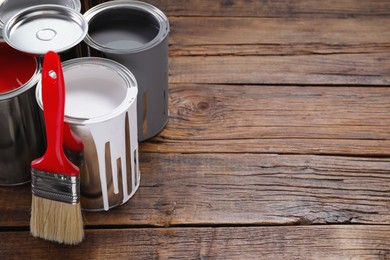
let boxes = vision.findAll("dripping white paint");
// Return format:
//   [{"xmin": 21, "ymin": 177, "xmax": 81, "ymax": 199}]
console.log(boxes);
[{"xmin": 36, "ymin": 57, "xmax": 139, "ymax": 211}]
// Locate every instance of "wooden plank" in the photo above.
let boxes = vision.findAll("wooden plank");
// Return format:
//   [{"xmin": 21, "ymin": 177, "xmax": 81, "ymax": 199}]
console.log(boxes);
[
  {"xmin": 170, "ymin": 54, "xmax": 390, "ymax": 85},
  {"xmin": 141, "ymin": 84, "xmax": 390, "ymax": 155},
  {"xmin": 1, "ymin": 226, "xmax": 389, "ymax": 259},
  {"xmin": 1, "ymin": 154, "xmax": 389, "ymax": 226},
  {"xmin": 142, "ymin": 138, "xmax": 390, "ymax": 156},
  {"xmin": 83, "ymin": 0, "xmax": 390, "ymax": 18},
  {"xmin": 169, "ymin": 17, "xmax": 390, "ymax": 56}
]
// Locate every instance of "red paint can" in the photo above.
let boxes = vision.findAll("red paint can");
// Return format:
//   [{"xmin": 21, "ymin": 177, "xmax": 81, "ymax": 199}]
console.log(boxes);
[{"xmin": 0, "ymin": 41, "xmax": 45, "ymax": 185}]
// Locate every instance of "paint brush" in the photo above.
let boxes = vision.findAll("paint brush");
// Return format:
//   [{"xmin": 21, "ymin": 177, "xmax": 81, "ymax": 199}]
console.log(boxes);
[{"xmin": 30, "ymin": 51, "xmax": 84, "ymax": 245}]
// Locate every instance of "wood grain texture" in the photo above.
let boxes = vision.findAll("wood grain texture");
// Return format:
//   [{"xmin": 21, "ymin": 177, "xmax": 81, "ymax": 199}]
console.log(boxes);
[
  {"xmin": 83, "ymin": 0, "xmax": 390, "ymax": 18},
  {"xmin": 1, "ymin": 226, "xmax": 389, "ymax": 259},
  {"xmin": 169, "ymin": 17, "xmax": 390, "ymax": 56},
  {"xmin": 1, "ymin": 154, "xmax": 389, "ymax": 227},
  {"xmin": 141, "ymin": 84, "xmax": 390, "ymax": 155},
  {"xmin": 169, "ymin": 54, "xmax": 390, "ymax": 85},
  {"xmin": 168, "ymin": 17, "xmax": 390, "ymax": 85},
  {"xmin": 142, "ymin": 138, "xmax": 390, "ymax": 156}
]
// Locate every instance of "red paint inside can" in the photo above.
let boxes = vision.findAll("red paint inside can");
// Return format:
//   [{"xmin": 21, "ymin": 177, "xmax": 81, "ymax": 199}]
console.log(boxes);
[{"xmin": 0, "ymin": 42, "xmax": 37, "ymax": 94}]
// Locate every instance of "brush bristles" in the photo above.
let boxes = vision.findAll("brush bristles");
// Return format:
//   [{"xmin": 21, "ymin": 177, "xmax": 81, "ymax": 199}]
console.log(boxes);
[{"xmin": 30, "ymin": 195, "xmax": 84, "ymax": 245}]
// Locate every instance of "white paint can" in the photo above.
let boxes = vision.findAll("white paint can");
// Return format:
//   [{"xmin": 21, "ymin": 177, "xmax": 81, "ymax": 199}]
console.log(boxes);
[{"xmin": 36, "ymin": 57, "xmax": 140, "ymax": 211}]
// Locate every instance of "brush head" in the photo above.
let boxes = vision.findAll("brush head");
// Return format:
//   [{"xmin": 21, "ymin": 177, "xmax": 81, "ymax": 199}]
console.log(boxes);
[
  {"xmin": 30, "ymin": 168, "xmax": 84, "ymax": 245},
  {"xmin": 30, "ymin": 195, "xmax": 84, "ymax": 245}
]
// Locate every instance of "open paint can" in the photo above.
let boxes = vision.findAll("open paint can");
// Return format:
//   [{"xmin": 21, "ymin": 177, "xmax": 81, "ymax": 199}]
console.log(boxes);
[
  {"xmin": 0, "ymin": 41, "xmax": 44, "ymax": 185},
  {"xmin": 83, "ymin": 0, "xmax": 170, "ymax": 141},
  {"xmin": 36, "ymin": 57, "xmax": 140, "ymax": 211}
]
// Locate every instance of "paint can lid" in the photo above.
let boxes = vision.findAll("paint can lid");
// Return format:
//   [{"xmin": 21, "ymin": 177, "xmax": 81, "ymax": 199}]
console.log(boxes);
[
  {"xmin": 2, "ymin": 5, "xmax": 87, "ymax": 54},
  {"xmin": 0, "ymin": 0, "xmax": 81, "ymax": 28}
]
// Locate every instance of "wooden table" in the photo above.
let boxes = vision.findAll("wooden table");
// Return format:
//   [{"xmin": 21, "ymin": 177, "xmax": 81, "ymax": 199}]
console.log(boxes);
[{"xmin": 1, "ymin": 0, "xmax": 390, "ymax": 258}]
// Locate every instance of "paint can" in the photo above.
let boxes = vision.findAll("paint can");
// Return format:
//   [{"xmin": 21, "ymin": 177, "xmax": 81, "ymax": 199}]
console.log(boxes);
[
  {"xmin": 36, "ymin": 57, "xmax": 140, "ymax": 211},
  {"xmin": 83, "ymin": 0, "xmax": 170, "ymax": 141},
  {"xmin": 0, "ymin": 41, "xmax": 44, "ymax": 185}
]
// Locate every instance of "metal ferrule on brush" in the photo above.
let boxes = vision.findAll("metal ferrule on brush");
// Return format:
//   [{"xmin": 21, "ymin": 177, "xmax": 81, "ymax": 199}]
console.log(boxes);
[{"xmin": 31, "ymin": 169, "xmax": 80, "ymax": 204}]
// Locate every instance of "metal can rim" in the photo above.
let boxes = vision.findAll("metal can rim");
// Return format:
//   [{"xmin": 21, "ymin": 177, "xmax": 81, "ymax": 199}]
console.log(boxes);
[
  {"xmin": 83, "ymin": 0, "xmax": 170, "ymax": 54},
  {"xmin": 35, "ymin": 57, "xmax": 138, "ymax": 125}
]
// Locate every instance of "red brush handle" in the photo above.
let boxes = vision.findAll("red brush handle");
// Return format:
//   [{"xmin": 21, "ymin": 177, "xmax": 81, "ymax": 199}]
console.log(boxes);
[
  {"xmin": 31, "ymin": 51, "xmax": 79, "ymax": 176},
  {"xmin": 63, "ymin": 122, "xmax": 84, "ymax": 152}
]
